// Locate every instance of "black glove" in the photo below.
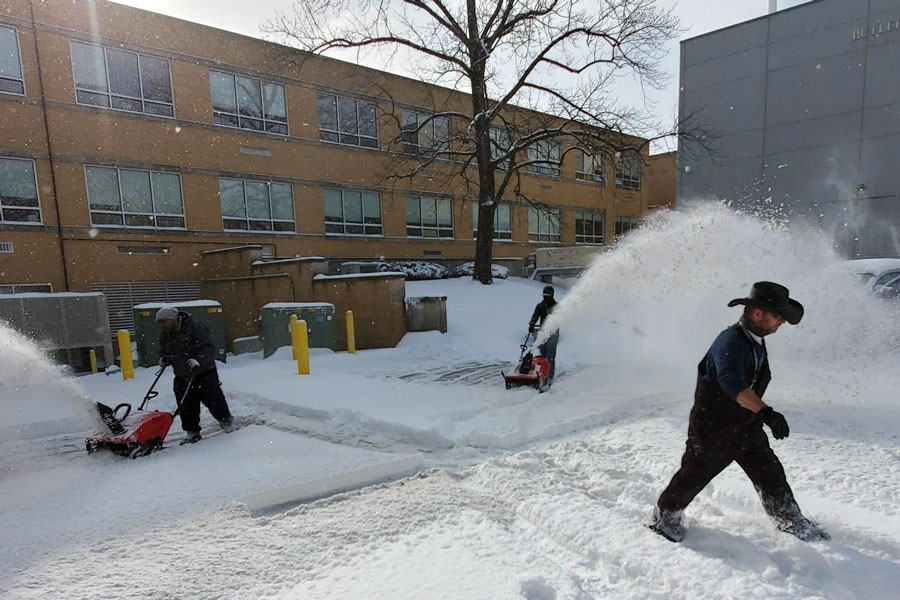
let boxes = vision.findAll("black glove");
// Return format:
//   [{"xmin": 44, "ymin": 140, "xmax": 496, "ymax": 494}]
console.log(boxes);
[
  {"xmin": 158, "ymin": 356, "xmax": 172, "ymax": 367},
  {"xmin": 528, "ymin": 324, "xmax": 535, "ymax": 334},
  {"xmin": 759, "ymin": 407, "xmax": 789, "ymax": 439}
]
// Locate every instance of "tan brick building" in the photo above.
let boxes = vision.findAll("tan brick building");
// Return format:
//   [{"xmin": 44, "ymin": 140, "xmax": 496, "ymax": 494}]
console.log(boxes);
[{"xmin": 0, "ymin": 0, "xmax": 673, "ymax": 318}]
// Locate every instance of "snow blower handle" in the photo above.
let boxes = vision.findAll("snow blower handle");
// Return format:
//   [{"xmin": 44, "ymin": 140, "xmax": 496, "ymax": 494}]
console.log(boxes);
[
  {"xmin": 520, "ymin": 330, "xmax": 536, "ymax": 357},
  {"xmin": 138, "ymin": 364, "xmax": 168, "ymax": 411},
  {"xmin": 171, "ymin": 373, "xmax": 196, "ymax": 419}
]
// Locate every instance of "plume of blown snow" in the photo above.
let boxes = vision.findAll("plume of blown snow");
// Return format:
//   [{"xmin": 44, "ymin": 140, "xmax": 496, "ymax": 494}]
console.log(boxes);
[
  {"xmin": 539, "ymin": 203, "xmax": 900, "ymax": 381},
  {"xmin": 0, "ymin": 322, "xmax": 101, "ymax": 442}
]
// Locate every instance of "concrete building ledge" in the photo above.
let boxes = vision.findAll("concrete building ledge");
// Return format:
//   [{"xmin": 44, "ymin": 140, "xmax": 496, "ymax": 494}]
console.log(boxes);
[
  {"xmin": 314, "ymin": 272, "xmax": 407, "ymax": 281},
  {"xmin": 202, "ymin": 245, "xmax": 265, "ymax": 255},
  {"xmin": 252, "ymin": 257, "xmax": 327, "ymax": 265}
]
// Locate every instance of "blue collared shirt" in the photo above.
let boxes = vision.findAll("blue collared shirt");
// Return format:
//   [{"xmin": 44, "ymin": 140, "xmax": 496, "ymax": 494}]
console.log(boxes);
[{"xmin": 701, "ymin": 324, "xmax": 767, "ymax": 400}]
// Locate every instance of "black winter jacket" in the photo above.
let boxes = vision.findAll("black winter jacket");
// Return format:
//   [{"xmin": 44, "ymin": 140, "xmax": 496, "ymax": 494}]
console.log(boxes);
[
  {"xmin": 690, "ymin": 323, "xmax": 771, "ymax": 439},
  {"xmin": 529, "ymin": 297, "xmax": 557, "ymax": 331},
  {"xmin": 158, "ymin": 312, "xmax": 217, "ymax": 380}
]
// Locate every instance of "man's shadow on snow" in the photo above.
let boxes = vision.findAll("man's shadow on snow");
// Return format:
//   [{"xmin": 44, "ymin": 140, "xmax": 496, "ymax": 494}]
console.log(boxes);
[{"xmin": 681, "ymin": 524, "xmax": 900, "ymax": 596}]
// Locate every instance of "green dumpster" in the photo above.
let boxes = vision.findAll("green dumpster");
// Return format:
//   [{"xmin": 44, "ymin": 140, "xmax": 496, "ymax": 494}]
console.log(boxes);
[
  {"xmin": 133, "ymin": 301, "xmax": 227, "ymax": 368},
  {"xmin": 260, "ymin": 302, "xmax": 336, "ymax": 358}
]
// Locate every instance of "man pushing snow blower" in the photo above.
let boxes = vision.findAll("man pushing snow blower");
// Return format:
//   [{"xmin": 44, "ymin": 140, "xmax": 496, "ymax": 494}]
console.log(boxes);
[
  {"xmin": 502, "ymin": 285, "xmax": 558, "ymax": 393},
  {"xmin": 529, "ymin": 285, "xmax": 559, "ymax": 383},
  {"xmin": 156, "ymin": 306, "xmax": 234, "ymax": 444}
]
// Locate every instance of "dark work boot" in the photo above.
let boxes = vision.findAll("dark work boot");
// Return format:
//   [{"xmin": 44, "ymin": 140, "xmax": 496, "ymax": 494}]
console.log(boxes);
[
  {"xmin": 777, "ymin": 516, "xmax": 830, "ymax": 542},
  {"xmin": 649, "ymin": 507, "xmax": 684, "ymax": 542},
  {"xmin": 180, "ymin": 431, "xmax": 202, "ymax": 445}
]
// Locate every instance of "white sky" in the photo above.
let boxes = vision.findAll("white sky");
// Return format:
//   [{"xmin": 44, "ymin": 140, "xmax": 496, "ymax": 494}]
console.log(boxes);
[{"xmin": 113, "ymin": 0, "xmax": 813, "ymax": 151}]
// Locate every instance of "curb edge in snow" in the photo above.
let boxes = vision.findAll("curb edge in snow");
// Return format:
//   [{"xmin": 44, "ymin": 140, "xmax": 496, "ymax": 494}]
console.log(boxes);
[{"xmin": 240, "ymin": 453, "xmax": 425, "ymax": 514}]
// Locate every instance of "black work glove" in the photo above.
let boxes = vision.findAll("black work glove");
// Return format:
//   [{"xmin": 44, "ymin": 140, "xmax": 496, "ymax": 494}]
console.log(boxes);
[
  {"xmin": 759, "ymin": 407, "xmax": 790, "ymax": 439},
  {"xmin": 158, "ymin": 356, "xmax": 173, "ymax": 367}
]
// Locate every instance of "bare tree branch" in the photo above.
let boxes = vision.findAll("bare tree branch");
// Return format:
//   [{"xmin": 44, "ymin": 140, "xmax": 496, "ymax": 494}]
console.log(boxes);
[{"xmin": 264, "ymin": 0, "xmax": 697, "ymax": 283}]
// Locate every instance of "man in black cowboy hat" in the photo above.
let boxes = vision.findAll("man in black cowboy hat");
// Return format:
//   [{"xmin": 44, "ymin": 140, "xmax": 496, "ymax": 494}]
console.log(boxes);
[{"xmin": 650, "ymin": 282, "xmax": 829, "ymax": 543}]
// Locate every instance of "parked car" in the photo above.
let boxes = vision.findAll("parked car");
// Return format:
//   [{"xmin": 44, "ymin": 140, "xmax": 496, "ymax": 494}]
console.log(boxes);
[
  {"xmin": 872, "ymin": 272, "xmax": 900, "ymax": 301},
  {"xmin": 842, "ymin": 258, "xmax": 900, "ymax": 291}
]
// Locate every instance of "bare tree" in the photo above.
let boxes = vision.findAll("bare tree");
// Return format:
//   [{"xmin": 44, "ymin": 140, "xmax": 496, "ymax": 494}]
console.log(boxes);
[{"xmin": 267, "ymin": 0, "xmax": 686, "ymax": 283}]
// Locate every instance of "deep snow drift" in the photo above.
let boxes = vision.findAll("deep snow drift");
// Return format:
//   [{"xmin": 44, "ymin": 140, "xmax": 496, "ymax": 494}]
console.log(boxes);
[{"xmin": 2, "ymin": 204, "xmax": 900, "ymax": 599}]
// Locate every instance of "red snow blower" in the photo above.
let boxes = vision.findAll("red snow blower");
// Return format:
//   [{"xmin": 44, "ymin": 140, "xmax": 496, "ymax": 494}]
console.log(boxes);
[
  {"xmin": 86, "ymin": 365, "xmax": 194, "ymax": 459},
  {"xmin": 502, "ymin": 331, "xmax": 552, "ymax": 393}
]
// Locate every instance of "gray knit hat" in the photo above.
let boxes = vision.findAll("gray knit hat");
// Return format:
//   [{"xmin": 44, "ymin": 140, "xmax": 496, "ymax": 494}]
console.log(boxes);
[{"xmin": 155, "ymin": 306, "xmax": 179, "ymax": 321}]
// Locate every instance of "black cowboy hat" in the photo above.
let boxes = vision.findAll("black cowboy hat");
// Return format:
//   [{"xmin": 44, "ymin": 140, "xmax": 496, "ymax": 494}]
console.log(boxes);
[{"xmin": 727, "ymin": 281, "xmax": 804, "ymax": 325}]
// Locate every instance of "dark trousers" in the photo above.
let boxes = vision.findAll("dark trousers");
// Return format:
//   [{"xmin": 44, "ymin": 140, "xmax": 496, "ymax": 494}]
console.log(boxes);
[
  {"xmin": 173, "ymin": 369, "xmax": 232, "ymax": 433},
  {"xmin": 538, "ymin": 331, "xmax": 559, "ymax": 378},
  {"xmin": 657, "ymin": 422, "xmax": 803, "ymax": 526}
]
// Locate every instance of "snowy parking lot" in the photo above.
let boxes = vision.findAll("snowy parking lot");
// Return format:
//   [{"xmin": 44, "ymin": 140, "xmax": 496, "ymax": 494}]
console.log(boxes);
[{"xmin": 3, "ymin": 206, "xmax": 900, "ymax": 599}]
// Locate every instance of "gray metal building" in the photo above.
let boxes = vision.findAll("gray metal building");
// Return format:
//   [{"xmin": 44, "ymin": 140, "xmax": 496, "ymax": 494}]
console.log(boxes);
[{"xmin": 679, "ymin": 0, "xmax": 900, "ymax": 257}]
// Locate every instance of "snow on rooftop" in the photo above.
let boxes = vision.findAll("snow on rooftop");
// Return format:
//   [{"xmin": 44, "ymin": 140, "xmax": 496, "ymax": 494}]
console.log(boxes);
[
  {"xmin": 0, "ymin": 292, "xmax": 104, "ymax": 299},
  {"xmin": 133, "ymin": 300, "xmax": 221, "ymax": 309},
  {"xmin": 262, "ymin": 302, "xmax": 334, "ymax": 309}
]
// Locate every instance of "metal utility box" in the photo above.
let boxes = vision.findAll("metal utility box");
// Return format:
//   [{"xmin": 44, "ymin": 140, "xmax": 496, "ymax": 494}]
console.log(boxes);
[
  {"xmin": 0, "ymin": 292, "xmax": 114, "ymax": 371},
  {"xmin": 406, "ymin": 296, "xmax": 448, "ymax": 333},
  {"xmin": 132, "ymin": 301, "xmax": 226, "ymax": 367},
  {"xmin": 259, "ymin": 302, "xmax": 336, "ymax": 358}
]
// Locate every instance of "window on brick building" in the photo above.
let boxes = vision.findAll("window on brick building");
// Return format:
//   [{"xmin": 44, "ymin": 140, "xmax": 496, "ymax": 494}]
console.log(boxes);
[
  {"xmin": 86, "ymin": 165, "xmax": 184, "ymax": 228},
  {"xmin": 575, "ymin": 210, "xmax": 605, "ymax": 244},
  {"xmin": 401, "ymin": 110, "xmax": 450, "ymax": 155},
  {"xmin": 528, "ymin": 206, "xmax": 560, "ymax": 242},
  {"xmin": 615, "ymin": 215, "xmax": 641, "ymax": 239},
  {"xmin": 219, "ymin": 178, "xmax": 294, "ymax": 232},
  {"xmin": 615, "ymin": 151, "xmax": 642, "ymax": 190},
  {"xmin": 0, "ymin": 157, "xmax": 40, "ymax": 224},
  {"xmin": 0, "ymin": 25, "xmax": 24, "ymax": 95},
  {"xmin": 472, "ymin": 202, "xmax": 512, "ymax": 240},
  {"xmin": 323, "ymin": 188, "xmax": 382, "ymax": 236},
  {"xmin": 317, "ymin": 93, "xmax": 378, "ymax": 148},
  {"xmin": 406, "ymin": 195, "xmax": 453, "ymax": 238},
  {"xmin": 528, "ymin": 138, "xmax": 561, "ymax": 176},
  {"xmin": 575, "ymin": 149, "xmax": 604, "ymax": 183},
  {"xmin": 210, "ymin": 71, "xmax": 288, "ymax": 135},
  {"xmin": 71, "ymin": 41, "xmax": 173, "ymax": 117}
]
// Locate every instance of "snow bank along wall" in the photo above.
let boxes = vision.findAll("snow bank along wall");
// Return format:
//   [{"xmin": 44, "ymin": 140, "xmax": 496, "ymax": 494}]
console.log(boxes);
[{"xmin": 201, "ymin": 245, "xmax": 407, "ymax": 351}]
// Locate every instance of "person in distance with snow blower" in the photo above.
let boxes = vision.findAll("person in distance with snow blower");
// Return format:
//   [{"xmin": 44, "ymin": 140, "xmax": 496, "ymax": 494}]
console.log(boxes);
[
  {"xmin": 156, "ymin": 306, "xmax": 234, "ymax": 444},
  {"xmin": 529, "ymin": 285, "xmax": 559, "ymax": 383},
  {"xmin": 649, "ymin": 282, "xmax": 829, "ymax": 543}
]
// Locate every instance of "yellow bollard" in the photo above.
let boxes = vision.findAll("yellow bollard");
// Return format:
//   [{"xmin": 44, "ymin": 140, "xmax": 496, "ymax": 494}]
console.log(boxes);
[
  {"xmin": 117, "ymin": 329, "xmax": 134, "ymax": 380},
  {"xmin": 289, "ymin": 314, "xmax": 299, "ymax": 360},
  {"xmin": 346, "ymin": 310, "xmax": 356, "ymax": 355},
  {"xmin": 292, "ymin": 318, "xmax": 310, "ymax": 375},
  {"xmin": 89, "ymin": 349, "xmax": 98, "ymax": 374}
]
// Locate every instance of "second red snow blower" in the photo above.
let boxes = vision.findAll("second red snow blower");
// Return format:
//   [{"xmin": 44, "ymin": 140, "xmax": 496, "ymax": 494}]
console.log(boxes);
[
  {"xmin": 502, "ymin": 331, "xmax": 552, "ymax": 393},
  {"xmin": 86, "ymin": 365, "xmax": 194, "ymax": 459}
]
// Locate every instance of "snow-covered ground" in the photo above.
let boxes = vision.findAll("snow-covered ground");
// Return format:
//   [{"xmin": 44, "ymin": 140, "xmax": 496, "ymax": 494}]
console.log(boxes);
[{"xmin": 2, "ymin": 204, "xmax": 900, "ymax": 599}]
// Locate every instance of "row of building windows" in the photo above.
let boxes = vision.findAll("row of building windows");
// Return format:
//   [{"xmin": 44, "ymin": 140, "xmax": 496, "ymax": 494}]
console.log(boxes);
[
  {"xmin": 0, "ymin": 24, "xmax": 643, "ymax": 189},
  {"xmin": 1, "ymin": 156, "xmax": 637, "ymax": 242}
]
